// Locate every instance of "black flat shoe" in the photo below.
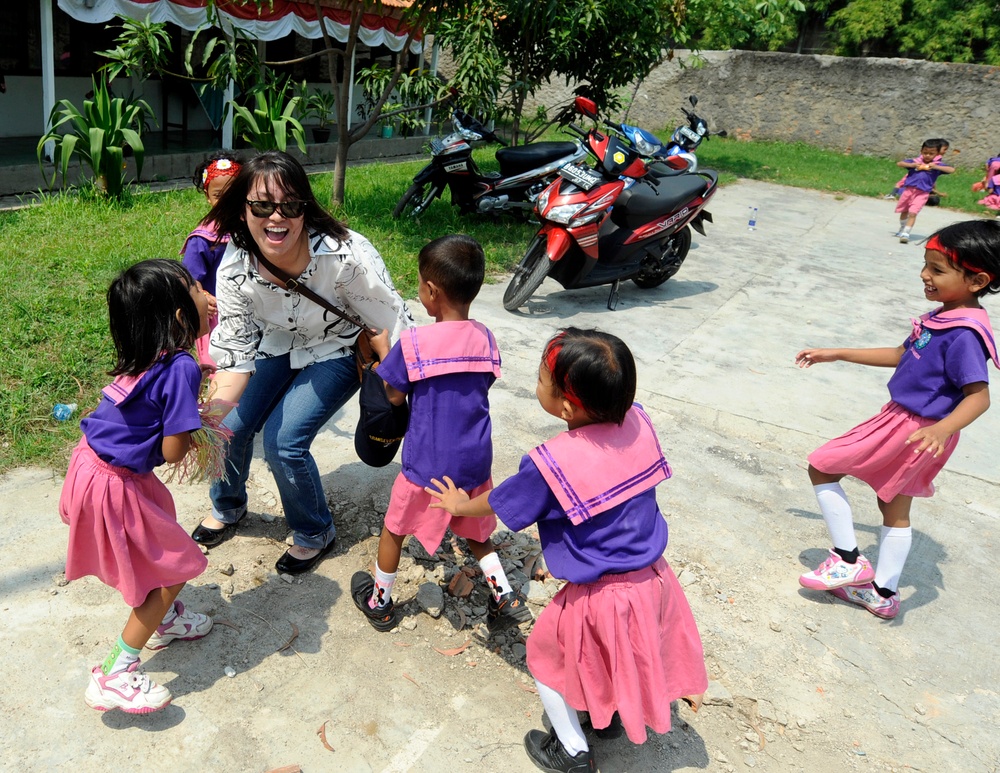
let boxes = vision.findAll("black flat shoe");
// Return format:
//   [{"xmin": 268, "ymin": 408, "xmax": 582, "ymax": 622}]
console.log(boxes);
[
  {"xmin": 191, "ymin": 514, "xmax": 245, "ymax": 548},
  {"xmin": 524, "ymin": 729, "xmax": 596, "ymax": 773},
  {"xmin": 275, "ymin": 539, "xmax": 336, "ymax": 575}
]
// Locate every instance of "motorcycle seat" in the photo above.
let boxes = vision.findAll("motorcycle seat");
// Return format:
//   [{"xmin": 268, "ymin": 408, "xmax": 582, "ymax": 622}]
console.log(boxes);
[
  {"xmin": 611, "ymin": 174, "xmax": 710, "ymax": 229},
  {"xmin": 496, "ymin": 141, "xmax": 580, "ymax": 177}
]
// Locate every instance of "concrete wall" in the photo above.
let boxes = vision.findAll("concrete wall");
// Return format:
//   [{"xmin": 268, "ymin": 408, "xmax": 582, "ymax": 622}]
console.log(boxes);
[{"xmin": 522, "ymin": 50, "xmax": 1000, "ymax": 164}]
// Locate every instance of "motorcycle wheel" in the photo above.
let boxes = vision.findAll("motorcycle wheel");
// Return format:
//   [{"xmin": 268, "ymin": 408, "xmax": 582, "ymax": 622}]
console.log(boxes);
[
  {"xmin": 632, "ymin": 226, "xmax": 692, "ymax": 289},
  {"xmin": 392, "ymin": 182, "xmax": 440, "ymax": 219},
  {"xmin": 503, "ymin": 237, "xmax": 551, "ymax": 311}
]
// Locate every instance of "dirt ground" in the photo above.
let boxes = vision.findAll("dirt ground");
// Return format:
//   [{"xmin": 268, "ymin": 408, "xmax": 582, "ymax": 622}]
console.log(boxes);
[{"xmin": 2, "ymin": 180, "xmax": 999, "ymax": 772}]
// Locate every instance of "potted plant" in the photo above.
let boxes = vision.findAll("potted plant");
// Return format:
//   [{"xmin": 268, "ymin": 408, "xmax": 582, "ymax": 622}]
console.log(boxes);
[
  {"xmin": 297, "ymin": 84, "xmax": 336, "ymax": 143},
  {"xmin": 36, "ymin": 75, "xmax": 155, "ymax": 199}
]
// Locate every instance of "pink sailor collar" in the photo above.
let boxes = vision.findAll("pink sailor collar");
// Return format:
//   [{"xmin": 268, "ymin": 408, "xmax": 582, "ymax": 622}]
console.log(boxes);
[
  {"xmin": 527, "ymin": 404, "xmax": 672, "ymax": 526},
  {"xmin": 911, "ymin": 306, "xmax": 998, "ymax": 368},
  {"xmin": 399, "ymin": 320, "xmax": 501, "ymax": 382}
]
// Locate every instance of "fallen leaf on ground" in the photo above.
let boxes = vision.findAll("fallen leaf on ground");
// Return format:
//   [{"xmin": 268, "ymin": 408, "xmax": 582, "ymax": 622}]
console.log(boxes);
[
  {"xmin": 403, "ymin": 673, "xmax": 420, "ymax": 687},
  {"xmin": 278, "ymin": 623, "xmax": 299, "ymax": 653},
  {"xmin": 213, "ymin": 618, "xmax": 241, "ymax": 631},
  {"xmin": 317, "ymin": 721, "xmax": 334, "ymax": 752},
  {"xmin": 393, "ymin": 641, "xmax": 412, "ymax": 647},
  {"xmin": 265, "ymin": 766, "xmax": 301, "ymax": 773},
  {"xmin": 433, "ymin": 639, "xmax": 471, "ymax": 656},
  {"xmin": 518, "ymin": 683, "xmax": 539, "ymax": 694}
]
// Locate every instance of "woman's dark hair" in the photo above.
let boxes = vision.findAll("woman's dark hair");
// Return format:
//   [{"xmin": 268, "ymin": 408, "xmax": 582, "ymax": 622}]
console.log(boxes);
[
  {"xmin": 418, "ymin": 234, "xmax": 485, "ymax": 305},
  {"xmin": 192, "ymin": 150, "xmax": 244, "ymax": 191},
  {"xmin": 204, "ymin": 150, "xmax": 348, "ymax": 253},
  {"xmin": 543, "ymin": 328, "xmax": 636, "ymax": 425},
  {"xmin": 107, "ymin": 259, "xmax": 201, "ymax": 376},
  {"xmin": 930, "ymin": 219, "xmax": 1000, "ymax": 296}
]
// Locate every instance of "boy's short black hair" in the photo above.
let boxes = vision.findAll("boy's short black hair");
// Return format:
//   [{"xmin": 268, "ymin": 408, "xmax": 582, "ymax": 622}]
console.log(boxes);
[
  {"xmin": 545, "ymin": 328, "xmax": 637, "ymax": 425},
  {"xmin": 921, "ymin": 138, "xmax": 938, "ymax": 151},
  {"xmin": 418, "ymin": 234, "xmax": 485, "ymax": 305},
  {"xmin": 931, "ymin": 219, "xmax": 1000, "ymax": 297}
]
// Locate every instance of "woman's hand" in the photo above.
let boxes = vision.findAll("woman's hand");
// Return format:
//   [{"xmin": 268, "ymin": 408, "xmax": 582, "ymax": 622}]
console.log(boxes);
[
  {"xmin": 425, "ymin": 476, "xmax": 470, "ymax": 515},
  {"xmin": 371, "ymin": 328, "xmax": 392, "ymax": 362},
  {"xmin": 905, "ymin": 424, "xmax": 952, "ymax": 457},
  {"xmin": 795, "ymin": 348, "xmax": 838, "ymax": 368}
]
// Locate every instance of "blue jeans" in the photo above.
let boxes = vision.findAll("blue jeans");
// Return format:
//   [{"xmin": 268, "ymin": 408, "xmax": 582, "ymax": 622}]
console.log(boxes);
[{"xmin": 210, "ymin": 354, "xmax": 359, "ymax": 550}]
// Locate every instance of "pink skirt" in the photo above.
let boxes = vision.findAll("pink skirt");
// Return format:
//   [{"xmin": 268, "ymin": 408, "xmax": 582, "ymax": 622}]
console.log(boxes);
[
  {"xmin": 58, "ymin": 438, "xmax": 208, "ymax": 608},
  {"xmin": 527, "ymin": 557, "xmax": 707, "ymax": 744},
  {"xmin": 384, "ymin": 474, "xmax": 496, "ymax": 554},
  {"xmin": 808, "ymin": 401, "xmax": 958, "ymax": 501},
  {"xmin": 979, "ymin": 193, "xmax": 1000, "ymax": 211}
]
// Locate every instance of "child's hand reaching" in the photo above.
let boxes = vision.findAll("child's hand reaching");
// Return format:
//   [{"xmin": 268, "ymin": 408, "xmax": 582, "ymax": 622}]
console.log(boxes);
[
  {"xmin": 795, "ymin": 348, "xmax": 837, "ymax": 368},
  {"xmin": 905, "ymin": 424, "xmax": 952, "ymax": 457},
  {"xmin": 425, "ymin": 476, "xmax": 470, "ymax": 515},
  {"xmin": 204, "ymin": 291, "xmax": 217, "ymax": 317}
]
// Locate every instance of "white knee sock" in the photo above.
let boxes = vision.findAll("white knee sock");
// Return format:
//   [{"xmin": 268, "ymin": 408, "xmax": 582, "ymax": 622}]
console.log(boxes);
[
  {"xmin": 874, "ymin": 526, "xmax": 912, "ymax": 592},
  {"xmin": 535, "ymin": 679, "xmax": 589, "ymax": 756},
  {"xmin": 478, "ymin": 551, "xmax": 513, "ymax": 601},
  {"xmin": 814, "ymin": 483, "xmax": 858, "ymax": 552}
]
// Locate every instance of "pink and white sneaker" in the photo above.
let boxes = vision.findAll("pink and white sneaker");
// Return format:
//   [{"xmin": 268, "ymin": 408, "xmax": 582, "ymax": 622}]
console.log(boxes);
[
  {"xmin": 829, "ymin": 582, "xmax": 900, "ymax": 619},
  {"xmin": 145, "ymin": 600, "xmax": 213, "ymax": 650},
  {"xmin": 799, "ymin": 549, "xmax": 875, "ymax": 590},
  {"xmin": 84, "ymin": 660, "xmax": 172, "ymax": 714}
]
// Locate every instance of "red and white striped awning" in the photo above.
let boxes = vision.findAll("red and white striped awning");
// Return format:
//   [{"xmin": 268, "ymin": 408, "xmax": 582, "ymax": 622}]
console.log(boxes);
[{"xmin": 56, "ymin": 0, "xmax": 422, "ymax": 52}]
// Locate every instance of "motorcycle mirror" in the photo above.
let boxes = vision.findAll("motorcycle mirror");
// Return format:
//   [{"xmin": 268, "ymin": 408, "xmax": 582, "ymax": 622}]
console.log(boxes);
[
  {"xmin": 688, "ymin": 95, "xmax": 698, "ymax": 108},
  {"xmin": 574, "ymin": 96, "xmax": 599, "ymax": 120}
]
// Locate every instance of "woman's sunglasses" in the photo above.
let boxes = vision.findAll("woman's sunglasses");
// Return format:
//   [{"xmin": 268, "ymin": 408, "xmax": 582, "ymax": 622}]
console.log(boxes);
[{"xmin": 246, "ymin": 200, "xmax": 307, "ymax": 218}]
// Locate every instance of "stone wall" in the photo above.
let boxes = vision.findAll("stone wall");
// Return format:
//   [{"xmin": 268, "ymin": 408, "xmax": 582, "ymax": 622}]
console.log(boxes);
[{"xmin": 521, "ymin": 50, "xmax": 1000, "ymax": 164}]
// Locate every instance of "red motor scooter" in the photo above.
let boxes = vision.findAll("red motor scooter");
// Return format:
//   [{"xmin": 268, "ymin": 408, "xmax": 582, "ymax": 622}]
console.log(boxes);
[{"xmin": 502, "ymin": 97, "xmax": 719, "ymax": 311}]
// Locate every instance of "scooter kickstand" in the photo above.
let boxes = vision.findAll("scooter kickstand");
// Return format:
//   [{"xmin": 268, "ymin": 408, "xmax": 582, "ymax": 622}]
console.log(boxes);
[{"xmin": 607, "ymin": 279, "xmax": 621, "ymax": 311}]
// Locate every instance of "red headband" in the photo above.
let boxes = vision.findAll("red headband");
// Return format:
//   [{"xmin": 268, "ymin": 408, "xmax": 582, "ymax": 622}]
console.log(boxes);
[
  {"xmin": 544, "ymin": 336, "xmax": 584, "ymax": 409},
  {"xmin": 926, "ymin": 234, "xmax": 996, "ymax": 282},
  {"xmin": 202, "ymin": 158, "xmax": 241, "ymax": 189}
]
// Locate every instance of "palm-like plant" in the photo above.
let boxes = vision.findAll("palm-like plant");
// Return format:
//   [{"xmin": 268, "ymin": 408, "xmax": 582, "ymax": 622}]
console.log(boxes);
[
  {"xmin": 36, "ymin": 76, "xmax": 155, "ymax": 199},
  {"xmin": 232, "ymin": 73, "xmax": 306, "ymax": 153}
]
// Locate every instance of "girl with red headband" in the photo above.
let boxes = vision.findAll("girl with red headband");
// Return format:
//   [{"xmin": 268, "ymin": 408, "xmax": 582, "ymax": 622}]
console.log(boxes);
[
  {"xmin": 426, "ymin": 328, "xmax": 707, "ymax": 773},
  {"xmin": 796, "ymin": 219, "xmax": 1000, "ymax": 620},
  {"xmin": 180, "ymin": 151, "xmax": 243, "ymax": 369}
]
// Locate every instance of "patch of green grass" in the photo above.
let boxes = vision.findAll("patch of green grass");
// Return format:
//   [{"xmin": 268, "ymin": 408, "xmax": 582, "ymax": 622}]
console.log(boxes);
[{"xmin": 697, "ymin": 137, "xmax": 988, "ymax": 214}]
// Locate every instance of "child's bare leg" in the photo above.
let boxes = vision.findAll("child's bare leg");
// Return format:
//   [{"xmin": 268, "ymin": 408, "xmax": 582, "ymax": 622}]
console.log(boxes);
[
  {"xmin": 376, "ymin": 527, "xmax": 405, "ymax": 574},
  {"xmin": 123, "ymin": 582, "xmax": 185, "ymax": 650},
  {"xmin": 808, "ymin": 465, "xmax": 844, "ymax": 486},
  {"xmin": 905, "ymin": 213, "xmax": 917, "ymax": 229},
  {"xmin": 872, "ymin": 495, "xmax": 913, "ymax": 596}
]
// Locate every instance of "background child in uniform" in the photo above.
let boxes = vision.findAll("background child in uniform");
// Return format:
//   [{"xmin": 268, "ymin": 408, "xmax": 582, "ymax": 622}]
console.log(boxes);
[
  {"xmin": 352, "ymin": 234, "xmax": 531, "ymax": 634},
  {"xmin": 59, "ymin": 259, "xmax": 216, "ymax": 713},
  {"xmin": 972, "ymin": 152, "xmax": 1000, "ymax": 216},
  {"xmin": 894, "ymin": 140, "xmax": 954, "ymax": 243},
  {"xmin": 428, "ymin": 328, "xmax": 707, "ymax": 773},
  {"xmin": 796, "ymin": 219, "xmax": 1000, "ymax": 619},
  {"xmin": 180, "ymin": 152, "xmax": 242, "ymax": 369}
]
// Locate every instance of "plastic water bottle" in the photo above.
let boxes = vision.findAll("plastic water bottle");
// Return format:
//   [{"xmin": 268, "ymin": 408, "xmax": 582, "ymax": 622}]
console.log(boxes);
[
  {"xmin": 747, "ymin": 206, "xmax": 758, "ymax": 231},
  {"xmin": 52, "ymin": 402, "xmax": 77, "ymax": 421}
]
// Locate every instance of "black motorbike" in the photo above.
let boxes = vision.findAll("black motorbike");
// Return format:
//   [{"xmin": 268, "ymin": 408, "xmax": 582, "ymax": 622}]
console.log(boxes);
[{"xmin": 392, "ymin": 109, "xmax": 587, "ymax": 219}]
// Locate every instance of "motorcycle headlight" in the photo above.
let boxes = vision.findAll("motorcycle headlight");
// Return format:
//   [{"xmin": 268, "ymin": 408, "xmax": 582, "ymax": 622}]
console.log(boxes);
[
  {"xmin": 631, "ymin": 132, "xmax": 660, "ymax": 157},
  {"xmin": 459, "ymin": 126, "xmax": 483, "ymax": 141},
  {"xmin": 568, "ymin": 210, "xmax": 603, "ymax": 227},
  {"xmin": 536, "ymin": 188, "xmax": 551, "ymax": 213},
  {"xmin": 546, "ymin": 203, "xmax": 587, "ymax": 224}
]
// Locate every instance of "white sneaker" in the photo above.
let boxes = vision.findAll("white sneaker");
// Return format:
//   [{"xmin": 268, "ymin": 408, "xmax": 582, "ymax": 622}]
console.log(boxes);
[
  {"xmin": 899, "ymin": 233, "xmax": 909, "ymax": 244},
  {"xmin": 84, "ymin": 660, "xmax": 172, "ymax": 714},
  {"xmin": 145, "ymin": 600, "xmax": 213, "ymax": 650},
  {"xmin": 798, "ymin": 549, "xmax": 875, "ymax": 590}
]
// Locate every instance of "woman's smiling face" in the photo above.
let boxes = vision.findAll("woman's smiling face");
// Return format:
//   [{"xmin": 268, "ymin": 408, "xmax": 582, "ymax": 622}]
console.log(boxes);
[{"xmin": 244, "ymin": 175, "xmax": 307, "ymax": 266}]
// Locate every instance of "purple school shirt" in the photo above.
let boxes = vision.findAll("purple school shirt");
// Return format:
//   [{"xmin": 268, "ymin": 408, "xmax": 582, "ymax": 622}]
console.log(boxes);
[
  {"xmin": 887, "ymin": 326, "xmax": 989, "ymax": 419},
  {"xmin": 378, "ymin": 337, "xmax": 495, "ymax": 490},
  {"xmin": 489, "ymin": 455, "xmax": 669, "ymax": 584},
  {"xmin": 181, "ymin": 234, "xmax": 226, "ymax": 297},
  {"xmin": 901, "ymin": 159, "xmax": 946, "ymax": 193},
  {"xmin": 81, "ymin": 352, "xmax": 203, "ymax": 473}
]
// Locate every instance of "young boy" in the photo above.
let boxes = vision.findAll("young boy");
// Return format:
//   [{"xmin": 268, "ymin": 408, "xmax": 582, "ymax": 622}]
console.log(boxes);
[
  {"xmin": 894, "ymin": 139, "xmax": 954, "ymax": 244},
  {"xmin": 352, "ymin": 234, "xmax": 532, "ymax": 634}
]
